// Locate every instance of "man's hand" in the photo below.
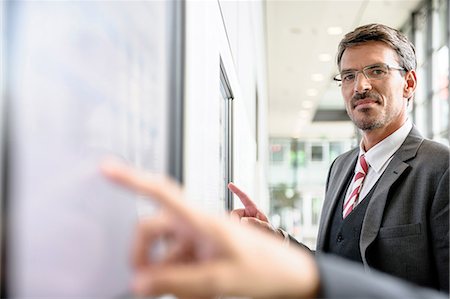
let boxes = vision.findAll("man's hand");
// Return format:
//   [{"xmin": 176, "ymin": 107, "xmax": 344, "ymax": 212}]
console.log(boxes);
[
  {"xmin": 228, "ymin": 182, "xmax": 283, "ymax": 238},
  {"xmin": 101, "ymin": 160, "xmax": 319, "ymax": 299}
]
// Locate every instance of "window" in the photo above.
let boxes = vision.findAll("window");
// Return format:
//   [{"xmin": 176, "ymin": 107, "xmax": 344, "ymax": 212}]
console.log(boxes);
[
  {"xmin": 220, "ymin": 59, "xmax": 234, "ymax": 211},
  {"xmin": 433, "ymin": 46, "xmax": 449, "ymax": 139},
  {"xmin": 409, "ymin": 0, "xmax": 449, "ymax": 144},
  {"xmin": 329, "ymin": 142, "xmax": 342, "ymax": 161},
  {"xmin": 311, "ymin": 197, "xmax": 322, "ymax": 225},
  {"xmin": 436, "ymin": 0, "xmax": 448, "ymax": 49},
  {"xmin": 311, "ymin": 144, "xmax": 323, "ymax": 162},
  {"xmin": 270, "ymin": 143, "xmax": 285, "ymax": 162}
]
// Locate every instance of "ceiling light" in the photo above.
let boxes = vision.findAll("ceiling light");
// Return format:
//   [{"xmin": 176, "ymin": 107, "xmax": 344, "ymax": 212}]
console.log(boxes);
[
  {"xmin": 290, "ymin": 27, "xmax": 302, "ymax": 34},
  {"xmin": 295, "ymin": 119, "xmax": 308, "ymax": 133},
  {"xmin": 327, "ymin": 26, "xmax": 342, "ymax": 35},
  {"xmin": 319, "ymin": 53, "xmax": 332, "ymax": 62},
  {"xmin": 306, "ymin": 89, "xmax": 318, "ymax": 97},
  {"xmin": 311, "ymin": 73, "xmax": 324, "ymax": 82}
]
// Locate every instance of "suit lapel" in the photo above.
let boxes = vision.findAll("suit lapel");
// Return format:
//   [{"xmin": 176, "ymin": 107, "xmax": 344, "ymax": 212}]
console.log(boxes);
[
  {"xmin": 359, "ymin": 127, "xmax": 424, "ymax": 267},
  {"xmin": 316, "ymin": 149, "xmax": 358, "ymax": 250}
]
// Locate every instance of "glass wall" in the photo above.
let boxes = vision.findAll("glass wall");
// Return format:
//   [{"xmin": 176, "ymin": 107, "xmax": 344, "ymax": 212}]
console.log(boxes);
[
  {"xmin": 268, "ymin": 137, "xmax": 355, "ymax": 249},
  {"xmin": 409, "ymin": 0, "xmax": 449, "ymax": 144}
]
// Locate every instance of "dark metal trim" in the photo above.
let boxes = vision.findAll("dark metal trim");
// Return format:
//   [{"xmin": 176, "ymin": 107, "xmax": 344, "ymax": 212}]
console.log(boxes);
[
  {"xmin": 220, "ymin": 59, "xmax": 234, "ymax": 211},
  {"xmin": 0, "ymin": 1, "xmax": 9, "ymax": 296},
  {"xmin": 168, "ymin": 0, "xmax": 185, "ymax": 184}
]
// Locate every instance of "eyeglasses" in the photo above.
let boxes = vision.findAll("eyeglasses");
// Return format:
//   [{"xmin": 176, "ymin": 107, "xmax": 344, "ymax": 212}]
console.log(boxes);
[{"xmin": 333, "ymin": 63, "xmax": 406, "ymax": 86}]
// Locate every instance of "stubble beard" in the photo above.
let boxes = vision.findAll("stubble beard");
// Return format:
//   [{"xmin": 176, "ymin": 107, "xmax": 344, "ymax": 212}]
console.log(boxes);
[
  {"xmin": 348, "ymin": 91, "xmax": 386, "ymax": 131},
  {"xmin": 350, "ymin": 108, "xmax": 386, "ymax": 131}
]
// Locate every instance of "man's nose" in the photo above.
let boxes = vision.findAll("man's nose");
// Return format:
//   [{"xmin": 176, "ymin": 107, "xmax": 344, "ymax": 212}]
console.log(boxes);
[{"xmin": 353, "ymin": 72, "xmax": 372, "ymax": 94}]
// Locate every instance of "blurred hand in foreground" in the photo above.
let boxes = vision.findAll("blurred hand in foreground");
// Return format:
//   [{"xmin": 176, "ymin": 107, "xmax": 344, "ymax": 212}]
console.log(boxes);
[{"xmin": 101, "ymin": 160, "xmax": 319, "ymax": 299}]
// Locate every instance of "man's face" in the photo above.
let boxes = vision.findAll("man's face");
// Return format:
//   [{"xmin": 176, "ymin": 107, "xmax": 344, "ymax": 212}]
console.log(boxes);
[{"xmin": 339, "ymin": 41, "xmax": 412, "ymax": 132}]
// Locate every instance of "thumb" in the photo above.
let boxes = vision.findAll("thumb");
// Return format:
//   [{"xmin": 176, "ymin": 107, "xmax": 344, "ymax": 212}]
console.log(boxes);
[{"xmin": 256, "ymin": 212, "xmax": 269, "ymax": 222}]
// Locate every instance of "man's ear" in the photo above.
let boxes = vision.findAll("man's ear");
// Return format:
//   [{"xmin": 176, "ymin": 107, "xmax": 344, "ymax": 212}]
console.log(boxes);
[{"xmin": 403, "ymin": 70, "xmax": 417, "ymax": 100}]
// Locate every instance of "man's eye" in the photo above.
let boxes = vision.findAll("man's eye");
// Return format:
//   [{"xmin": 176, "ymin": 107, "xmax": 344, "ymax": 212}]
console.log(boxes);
[
  {"xmin": 342, "ymin": 73, "xmax": 355, "ymax": 81},
  {"xmin": 369, "ymin": 68, "xmax": 386, "ymax": 76}
]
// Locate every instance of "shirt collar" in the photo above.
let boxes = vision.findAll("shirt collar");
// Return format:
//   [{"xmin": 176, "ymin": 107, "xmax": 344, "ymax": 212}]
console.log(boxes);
[{"xmin": 358, "ymin": 119, "xmax": 413, "ymax": 173}]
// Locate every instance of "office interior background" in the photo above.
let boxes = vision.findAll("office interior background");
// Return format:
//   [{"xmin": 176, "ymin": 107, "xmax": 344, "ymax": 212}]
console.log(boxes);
[
  {"xmin": 0, "ymin": 0, "xmax": 448, "ymax": 297},
  {"xmin": 185, "ymin": 0, "xmax": 449, "ymax": 249},
  {"xmin": 266, "ymin": 0, "xmax": 449, "ymax": 248}
]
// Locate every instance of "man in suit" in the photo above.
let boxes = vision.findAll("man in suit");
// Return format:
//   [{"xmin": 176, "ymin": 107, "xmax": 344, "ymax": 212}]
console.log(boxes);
[
  {"xmin": 229, "ymin": 23, "xmax": 449, "ymax": 292},
  {"xmin": 101, "ymin": 160, "xmax": 447, "ymax": 299}
]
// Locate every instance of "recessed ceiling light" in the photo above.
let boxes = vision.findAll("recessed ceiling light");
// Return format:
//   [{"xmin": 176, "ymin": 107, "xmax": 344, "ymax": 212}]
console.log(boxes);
[
  {"xmin": 306, "ymin": 89, "xmax": 318, "ymax": 97},
  {"xmin": 312, "ymin": 73, "xmax": 324, "ymax": 81},
  {"xmin": 327, "ymin": 26, "xmax": 342, "ymax": 35},
  {"xmin": 290, "ymin": 27, "xmax": 302, "ymax": 34},
  {"xmin": 319, "ymin": 53, "xmax": 332, "ymax": 62}
]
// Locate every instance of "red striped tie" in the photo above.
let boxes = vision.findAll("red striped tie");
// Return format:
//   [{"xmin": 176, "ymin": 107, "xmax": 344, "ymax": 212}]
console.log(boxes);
[{"xmin": 343, "ymin": 154, "xmax": 369, "ymax": 218}]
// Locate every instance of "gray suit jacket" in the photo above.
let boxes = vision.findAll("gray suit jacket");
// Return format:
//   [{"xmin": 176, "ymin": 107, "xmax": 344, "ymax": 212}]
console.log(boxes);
[
  {"xmin": 316, "ymin": 126, "xmax": 449, "ymax": 292},
  {"xmin": 317, "ymin": 255, "xmax": 448, "ymax": 299}
]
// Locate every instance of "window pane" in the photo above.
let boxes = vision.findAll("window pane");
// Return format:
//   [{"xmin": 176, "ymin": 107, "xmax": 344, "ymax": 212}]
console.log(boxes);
[
  {"xmin": 435, "ymin": 46, "xmax": 449, "ymax": 91},
  {"xmin": 311, "ymin": 145, "xmax": 323, "ymax": 162},
  {"xmin": 437, "ymin": 0, "xmax": 448, "ymax": 48},
  {"xmin": 439, "ymin": 130, "xmax": 449, "ymax": 145},
  {"xmin": 433, "ymin": 89, "xmax": 449, "ymax": 135},
  {"xmin": 311, "ymin": 197, "xmax": 322, "ymax": 225},
  {"xmin": 297, "ymin": 141, "xmax": 306, "ymax": 167},
  {"xmin": 415, "ymin": 65, "xmax": 428, "ymax": 105},
  {"xmin": 402, "ymin": 21, "xmax": 413, "ymax": 41},
  {"xmin": 329, "ymin": 142, "xmax": 342, "ymax": 161},
  {"xmin": 270, "ymin": 143, "xmax": 285, "ymax": 162},
  {"xmin": 414, "ymin": 7, "xmax": 428, "ymax": 66},
  {"xmin": 415, "ymin": 102, "xmax": 427, "ymax": 134}
]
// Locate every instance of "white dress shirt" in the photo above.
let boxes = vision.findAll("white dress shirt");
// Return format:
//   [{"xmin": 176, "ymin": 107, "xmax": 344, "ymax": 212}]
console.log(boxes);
[{"xmin": 344, "ymin": 119, "xmax": 413, "ymax": 204}]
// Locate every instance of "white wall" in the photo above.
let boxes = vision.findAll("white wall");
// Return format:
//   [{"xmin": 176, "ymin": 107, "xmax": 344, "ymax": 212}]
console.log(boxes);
[{"xmin": 183, "ymin": 0, "xmax": 269, "ymax": 214}]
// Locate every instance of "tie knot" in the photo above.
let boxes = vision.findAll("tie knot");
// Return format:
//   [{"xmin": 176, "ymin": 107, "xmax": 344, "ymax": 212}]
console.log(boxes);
[{"xmin": 359, "ymin": 154, "xmax": 369, "ymax": 174}]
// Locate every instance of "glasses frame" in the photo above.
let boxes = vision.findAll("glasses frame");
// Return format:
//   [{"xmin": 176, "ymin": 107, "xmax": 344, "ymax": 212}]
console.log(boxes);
[{"xmin": 333, "ymin": 63, "xmax": 406, "ymax": 86}]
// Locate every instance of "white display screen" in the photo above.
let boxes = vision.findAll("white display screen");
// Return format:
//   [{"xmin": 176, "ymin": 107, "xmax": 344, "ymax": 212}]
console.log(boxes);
[{"xmin": 5, "ymin": 1, "xmax": 174, "ymax": 297}]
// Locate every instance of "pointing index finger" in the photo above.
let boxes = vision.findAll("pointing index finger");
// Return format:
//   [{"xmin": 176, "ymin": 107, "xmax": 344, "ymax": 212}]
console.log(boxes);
[
  {"xmin": 227, "ymin": 182, "xmax": 257, "ymax": 209},
  {"xmin": 101, "ymin": 159, "xmax": 195, "ymax": 223}
]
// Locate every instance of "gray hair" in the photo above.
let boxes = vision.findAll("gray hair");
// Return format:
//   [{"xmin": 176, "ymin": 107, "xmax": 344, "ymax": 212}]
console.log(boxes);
[{"xmin": 337, "ymin": 23, "xmax": 417, "ymax": 71}]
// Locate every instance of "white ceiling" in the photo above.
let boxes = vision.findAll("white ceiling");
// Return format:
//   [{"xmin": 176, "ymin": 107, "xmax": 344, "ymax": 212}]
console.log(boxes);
[{"xmin": 265, "ymin": 0, "xmax": 422, "ymax": 139}]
